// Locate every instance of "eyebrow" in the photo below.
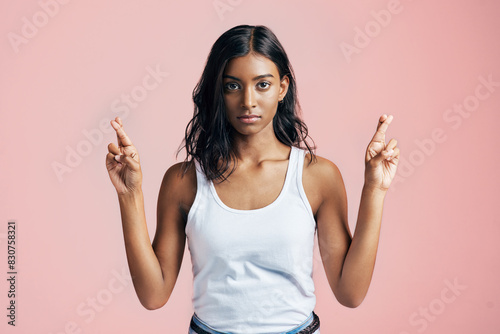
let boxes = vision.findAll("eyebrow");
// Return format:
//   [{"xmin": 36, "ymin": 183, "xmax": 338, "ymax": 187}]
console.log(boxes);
[{"xmin": 222, "ymin": 74, "xmax": 274, "ymax": 81}]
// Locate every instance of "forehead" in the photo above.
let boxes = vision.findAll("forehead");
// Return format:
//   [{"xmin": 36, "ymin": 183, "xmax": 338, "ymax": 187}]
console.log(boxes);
[{"xmin": 223, "ymin": 53, "xmax": 279, "ymax": 78}]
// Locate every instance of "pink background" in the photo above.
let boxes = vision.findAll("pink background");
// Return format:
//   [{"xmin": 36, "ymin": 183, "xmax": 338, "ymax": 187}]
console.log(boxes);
[{"xmin": 1, "ymin": 0, "xmax": 500, "ymax": 333}]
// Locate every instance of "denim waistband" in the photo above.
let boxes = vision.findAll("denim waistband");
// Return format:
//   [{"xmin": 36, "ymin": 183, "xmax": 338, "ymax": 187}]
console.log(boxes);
[{"xmin": 189, "ymin": 311, "xmax": 319, "ymax": 334}]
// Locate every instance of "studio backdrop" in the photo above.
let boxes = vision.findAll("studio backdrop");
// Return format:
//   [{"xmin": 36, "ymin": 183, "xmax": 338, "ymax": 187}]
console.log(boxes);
[{"xmin": 1, "ymin": 0, "xmax": 499, "ymax": 333}]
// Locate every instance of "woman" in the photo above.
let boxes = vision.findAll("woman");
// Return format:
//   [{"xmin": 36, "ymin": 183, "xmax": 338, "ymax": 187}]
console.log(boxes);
[{"xmin": 106, "ymin": 24, "xmax": 400, "ymax": 334}]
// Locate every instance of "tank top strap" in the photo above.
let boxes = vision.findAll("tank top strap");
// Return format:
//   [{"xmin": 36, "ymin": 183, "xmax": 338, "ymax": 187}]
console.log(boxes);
[
  {"xmin": 295, "ymin": 145, "xmax": 306, "ymax": 181},
  {"xmin": 287, "ymin": 145, "xmax": 299, "ymax": 181},
  {"xmin": 186, "ymin": 158, "xmax": 211, "ymax": 227},
  {"xmin": 193, "ymin": 158, "xmax": 209, "ymax": 190},
  {"xmin": 294, "ymin": 146, "xmax": 317, "ymax": 228}
]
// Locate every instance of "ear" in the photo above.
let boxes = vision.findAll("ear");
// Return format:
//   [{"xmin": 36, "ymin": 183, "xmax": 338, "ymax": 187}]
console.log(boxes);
[{"xmin": 279, "ymin": 75, "xmax": 290, "ymax": 101}]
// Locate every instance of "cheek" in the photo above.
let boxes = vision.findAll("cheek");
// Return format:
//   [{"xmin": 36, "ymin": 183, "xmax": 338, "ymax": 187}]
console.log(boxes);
[
  {"xmin": 223, "ymin": 94, "xmax": 238, "ymax": 109},
  {"xmin": 259, "ymin": 93, "xmax": 279, "ymax": 109}
]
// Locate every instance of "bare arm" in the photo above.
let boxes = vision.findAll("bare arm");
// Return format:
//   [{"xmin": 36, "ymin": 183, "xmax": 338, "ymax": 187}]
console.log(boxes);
[
  {"xmin": 118, "ymin": 164, "xmax": 189, "ymax": 310},
  {"xmin": 315, "ymin": 159, "xmax": 387, "ymax": 308},
  {"xmin": 118, "ymin": 190, "xmax": 169, "ymax": 310},
  {"xmin": 106, "ymin": 117, "xmax": 191, "ymax": 310},
  {"xmin": 316, "ymin": 114, "xmax": 399, "ymax": 308}
]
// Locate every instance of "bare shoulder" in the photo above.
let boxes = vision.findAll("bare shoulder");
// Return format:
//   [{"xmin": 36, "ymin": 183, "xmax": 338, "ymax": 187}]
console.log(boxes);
[
  {"xmin": 302, "ymin": 151, "xmax": 345, "ymax": 215},
  {"xmin": 159, "ymin": 160, "xmax": 197, "ymax": 219},
  {"xmin": 303, "ymin": 152, "xmax": 343, "ymax": 187}
]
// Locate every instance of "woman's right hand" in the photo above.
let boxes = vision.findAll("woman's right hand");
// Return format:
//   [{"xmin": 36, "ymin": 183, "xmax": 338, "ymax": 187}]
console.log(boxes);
[{"xmin": 106, "ymin": 117, "xmax": 143, "ymax": 195}]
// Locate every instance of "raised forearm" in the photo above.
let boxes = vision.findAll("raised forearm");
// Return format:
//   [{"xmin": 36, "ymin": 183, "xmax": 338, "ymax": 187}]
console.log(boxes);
[
  {"xmin": 118, "ymin": 190, "xmax": 167, "ymax": 310},
  {"xmin": 338, "ymin": 184, "xmax": 386, "ymax": 307}
]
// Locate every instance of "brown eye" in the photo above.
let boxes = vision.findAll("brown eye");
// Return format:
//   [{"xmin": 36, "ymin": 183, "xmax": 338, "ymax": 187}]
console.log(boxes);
[
  {"xmin": 224, "ymin": 83, "xmax": 239, "ymax": 91},
  {"xmin": 258, "ymin": 82, "xmax": 271, "ymax": 89}
]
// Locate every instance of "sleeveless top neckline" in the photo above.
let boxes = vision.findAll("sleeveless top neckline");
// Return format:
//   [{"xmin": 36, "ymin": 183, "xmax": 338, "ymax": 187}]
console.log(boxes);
[{"xmin": 208, "ymin": 146, "xmax": 296, "ymax": 214}]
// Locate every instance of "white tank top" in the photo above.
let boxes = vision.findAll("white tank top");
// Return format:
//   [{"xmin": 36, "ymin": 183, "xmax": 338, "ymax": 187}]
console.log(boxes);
[{"xmin": 185, "ymin": 145, "xmax": 317, "ymax": 333}]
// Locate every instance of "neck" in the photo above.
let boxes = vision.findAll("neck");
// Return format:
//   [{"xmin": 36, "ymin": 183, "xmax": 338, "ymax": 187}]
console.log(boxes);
[{"xmin": 230, "ymin": 131, "xmax": 290, "ymax": 165}]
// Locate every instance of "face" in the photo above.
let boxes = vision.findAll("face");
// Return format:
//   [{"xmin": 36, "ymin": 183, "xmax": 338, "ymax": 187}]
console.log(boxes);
[{"xmin": 222, "ymin": 53, "xmax": 289, "ymax": 138}]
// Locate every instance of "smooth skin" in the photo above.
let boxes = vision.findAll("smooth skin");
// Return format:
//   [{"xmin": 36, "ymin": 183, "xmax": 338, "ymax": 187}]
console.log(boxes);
[{"xmin": 106, "ymin": 53, "xmax": 400, "ymax": 310}]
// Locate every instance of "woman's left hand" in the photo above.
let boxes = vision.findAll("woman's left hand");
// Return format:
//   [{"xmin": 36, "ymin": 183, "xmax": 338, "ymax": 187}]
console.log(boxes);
[{"xmin": 364, "ymin": 114, "xmax": 400, "ymax": 191}]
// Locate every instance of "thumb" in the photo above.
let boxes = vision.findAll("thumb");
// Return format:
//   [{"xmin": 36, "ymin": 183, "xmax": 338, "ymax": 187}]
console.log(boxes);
[
  {"xmin": 368, "ymin": 147, "xmax": 394, "ymax": 167},
  {"xmin": 114, "ymin": 153, "xmax": 140, "ymax": 171}
]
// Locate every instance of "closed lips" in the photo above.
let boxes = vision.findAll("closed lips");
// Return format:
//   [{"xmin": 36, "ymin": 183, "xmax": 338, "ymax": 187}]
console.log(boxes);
[{"xmin": 236, "ymin": 115, "xmax": 261, "ymax": 123}]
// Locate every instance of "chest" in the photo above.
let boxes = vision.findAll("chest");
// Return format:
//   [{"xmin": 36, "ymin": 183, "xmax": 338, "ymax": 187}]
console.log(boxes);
[
  {"xmin": 212, "ymin": 161, "xmax": 284, "ymax": 210},
  {"xmin": 211, "ymin": 158, "xmax": 322, "ymax": 216}
]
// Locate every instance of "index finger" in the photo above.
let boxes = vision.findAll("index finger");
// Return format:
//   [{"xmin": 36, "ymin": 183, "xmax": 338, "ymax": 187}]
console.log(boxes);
[{"xmin": 110, "ymin": 117, "xmax": 133, "ymax": 148}]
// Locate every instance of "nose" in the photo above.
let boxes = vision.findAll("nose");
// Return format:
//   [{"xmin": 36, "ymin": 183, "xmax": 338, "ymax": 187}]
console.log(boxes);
[{"xmin": 241, "ymin": 86, "xmax": 256, "ymax": 109}]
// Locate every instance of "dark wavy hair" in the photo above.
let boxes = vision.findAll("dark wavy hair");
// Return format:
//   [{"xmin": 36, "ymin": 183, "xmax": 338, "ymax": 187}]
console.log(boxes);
[{"xmin": 176, "ymin": 24, "xmax": 316, "ymax": 181}]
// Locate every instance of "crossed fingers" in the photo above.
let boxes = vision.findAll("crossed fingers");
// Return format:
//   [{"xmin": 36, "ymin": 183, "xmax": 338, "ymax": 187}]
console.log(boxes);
[
  {"xmin": 110, "ymin": 117, "xmax": 133, "ymax": 148},
  {"xmin": 373, "ymin": 114, "xmax": 392, "ymax": 142}
]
